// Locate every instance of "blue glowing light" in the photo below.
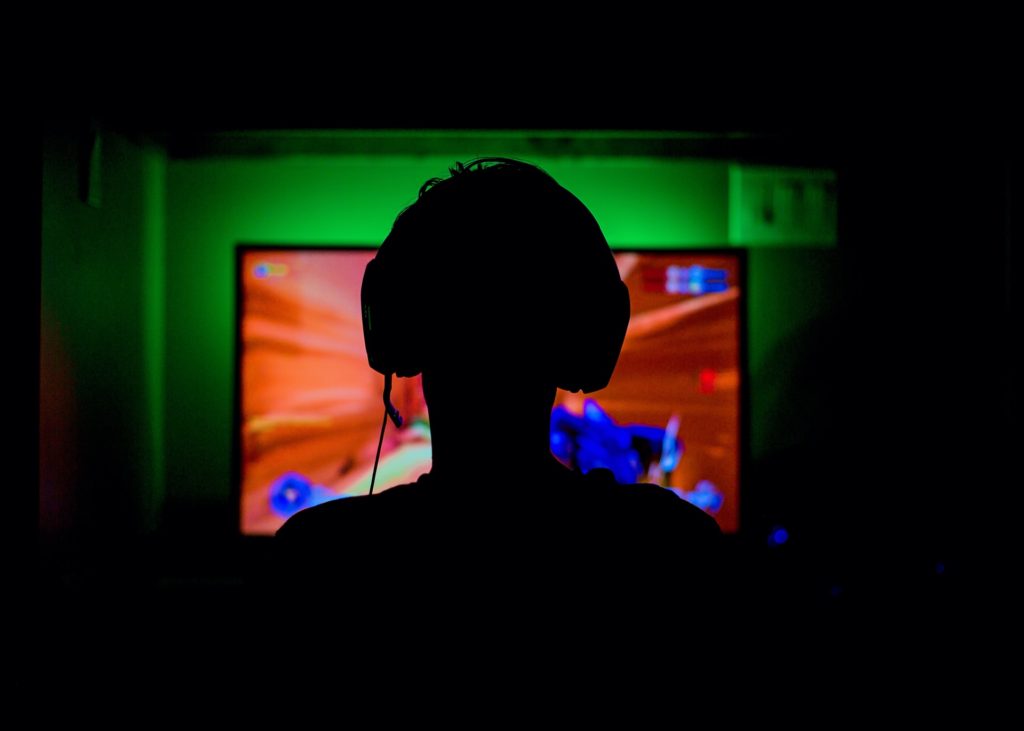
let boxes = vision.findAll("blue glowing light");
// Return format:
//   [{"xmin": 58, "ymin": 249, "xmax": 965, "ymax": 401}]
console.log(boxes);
[
  {"xmin": 550, "ymin": 430, "xmax": 570, "ymax": 460},
  {"xmin": 768, "ymin": 526, "xmax": 789, "ymax": 546},
  {"xmin": 935, "ymin": 562, "xmax": 945, "ymax": 575},
  {"xmin": 253, "ymin": 262, "xmax": 289, "ymax": 278},
  {"xmin": 679, "ymin": 479, "xmax": 724, "ymax": 513},
  {"xmin": 269, "ymin": 472, "xmax": 313, "ymax": 517},
  {"xmin": 660, "ymin": 415, "xmax": 682, "ymax": 473},
  {"xmin": 269, "ymin": 473, "xmax": 348, "ymax": 517},
  {"xmin": 664, "ymin": 264, "xmax": 729, "ymax": 296}
]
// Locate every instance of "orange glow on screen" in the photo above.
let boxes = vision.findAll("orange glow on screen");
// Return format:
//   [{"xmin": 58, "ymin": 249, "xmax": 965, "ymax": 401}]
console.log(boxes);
[{"xmin": 238, "ymin": 249, "xmax": 741, "ymax": 535}]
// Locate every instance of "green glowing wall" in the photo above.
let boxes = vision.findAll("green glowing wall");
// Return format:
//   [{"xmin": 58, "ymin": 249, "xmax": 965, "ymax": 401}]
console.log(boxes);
[
  {"xmin": 164, "ymin": 155, "xmax": 733, "ymax": 521},
  {"xmin": 164, "ymin": 153, "xmax": 836, "ymax": 528}
]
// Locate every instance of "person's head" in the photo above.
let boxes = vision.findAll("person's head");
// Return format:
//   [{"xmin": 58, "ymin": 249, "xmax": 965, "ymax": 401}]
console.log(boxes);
[{"xmin": 362, "ymin": 158, "xmax": 629, "ymax": 423}]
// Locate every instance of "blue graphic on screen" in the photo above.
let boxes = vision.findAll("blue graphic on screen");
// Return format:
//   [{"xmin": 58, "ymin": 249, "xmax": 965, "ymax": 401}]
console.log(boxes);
[
  {"xmin": 665, "ymin": 265, "xmax": 729, "ymax": 295},
  {"xmin": 550, "ymin": 399, "xmax": 724, "ymax": 513},
  {"xmin": 269, "ymin": 471, "xmax": 349, "ymax": 518},
  {"xmin": 550, "ymin": 399, "xmax": 681, "ymax": 485},
  {"xmin": 671, "ymin": 479, "xmax": 724, "ymax": 513}
]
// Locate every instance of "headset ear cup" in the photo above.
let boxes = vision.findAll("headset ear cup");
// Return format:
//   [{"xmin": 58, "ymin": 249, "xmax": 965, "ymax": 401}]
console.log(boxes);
[
  {"xmin": 583, "ymin": 279, "xmax": 631, "ymax": 392},
  {"xmin": 558, "ymin": 278, "xmax": 631, "ymax": 393},
  {"xmin": 362, "ymin": 256, "xmax": 424, "ymax": 379},
  {"xmin": 362, "ymin": 258, "xmax": 390, "ymax": 375}
]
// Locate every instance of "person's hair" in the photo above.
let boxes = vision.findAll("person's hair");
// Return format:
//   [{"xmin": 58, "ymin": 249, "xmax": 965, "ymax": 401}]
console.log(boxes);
[
  {"xmin": 371, "ymin": 158, "xmax": 628, "ymax": 390},
  {"xmin": 415, "ymin": 158, "xmax": 558, "ymax": 200}
]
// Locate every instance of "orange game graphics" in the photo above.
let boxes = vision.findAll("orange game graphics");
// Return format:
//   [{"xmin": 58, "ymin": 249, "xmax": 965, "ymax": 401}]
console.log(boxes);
[{"xmin": 238, "ymin": 248, "xmax": 742, "ymax": 535}]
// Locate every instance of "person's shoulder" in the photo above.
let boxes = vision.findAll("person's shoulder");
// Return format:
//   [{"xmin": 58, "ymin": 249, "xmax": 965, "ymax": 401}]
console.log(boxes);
[
  {"xmin": 275, "ymin": 480, "xmax": 426, "ymax": 542},
  {"xmin": 585, "ymin": 469, "xmax": 722, "ymax": 538},
  {"xmin": 627, "ymin": 482, "xmax": 722, "ymax": 531}
]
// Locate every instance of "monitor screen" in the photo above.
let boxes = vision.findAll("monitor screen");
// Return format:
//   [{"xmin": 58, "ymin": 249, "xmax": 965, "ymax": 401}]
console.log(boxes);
[{"xmin": 236, "ymin": 247, "xmax": 744, "ymax": 535}]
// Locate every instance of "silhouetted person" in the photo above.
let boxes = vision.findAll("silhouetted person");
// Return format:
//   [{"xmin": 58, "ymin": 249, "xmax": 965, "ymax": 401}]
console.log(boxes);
[{"xmin": 273, "ymin": 160, "xmax": 724, "ymax": 667}]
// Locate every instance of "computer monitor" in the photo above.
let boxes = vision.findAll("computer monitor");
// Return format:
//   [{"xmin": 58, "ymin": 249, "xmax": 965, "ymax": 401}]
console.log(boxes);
[{"xmin": 235, "ymin": 246, "xmax": 745, "ymax": 535}]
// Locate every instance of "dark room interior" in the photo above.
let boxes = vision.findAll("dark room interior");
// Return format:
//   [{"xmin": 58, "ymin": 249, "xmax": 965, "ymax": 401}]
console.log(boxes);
[{"xmin": 26, "ymin": 105, "xmax": 1017, "ymax": 701}]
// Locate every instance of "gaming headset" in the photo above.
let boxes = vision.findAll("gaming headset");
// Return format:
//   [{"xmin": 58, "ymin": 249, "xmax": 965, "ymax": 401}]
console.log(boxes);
[{"xmin": 360, "ymin": 159, "xmax": 630, "ymax": 491}]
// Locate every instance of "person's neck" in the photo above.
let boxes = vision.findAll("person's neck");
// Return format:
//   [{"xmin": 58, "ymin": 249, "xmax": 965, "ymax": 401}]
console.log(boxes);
[
  {"xmin": 428, "ymin": 444, "xmax": 565, "ymax": 483},
  {"xmin": 428, "ymin": 431, "xmax": 562, "ymax": 484},
  {"xmin": 420, "ymin": 368, "xmax": 562, "ymax": 486}
]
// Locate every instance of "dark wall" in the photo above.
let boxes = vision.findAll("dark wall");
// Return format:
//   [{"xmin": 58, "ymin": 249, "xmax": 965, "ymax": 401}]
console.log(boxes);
[
  {"xmin": 40, "ymin": 123, "xmax": 166, "ymax": 568},
  {"xmin": 744, "ymin": 133, "xmax": 1016, "ymax": 626}
]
